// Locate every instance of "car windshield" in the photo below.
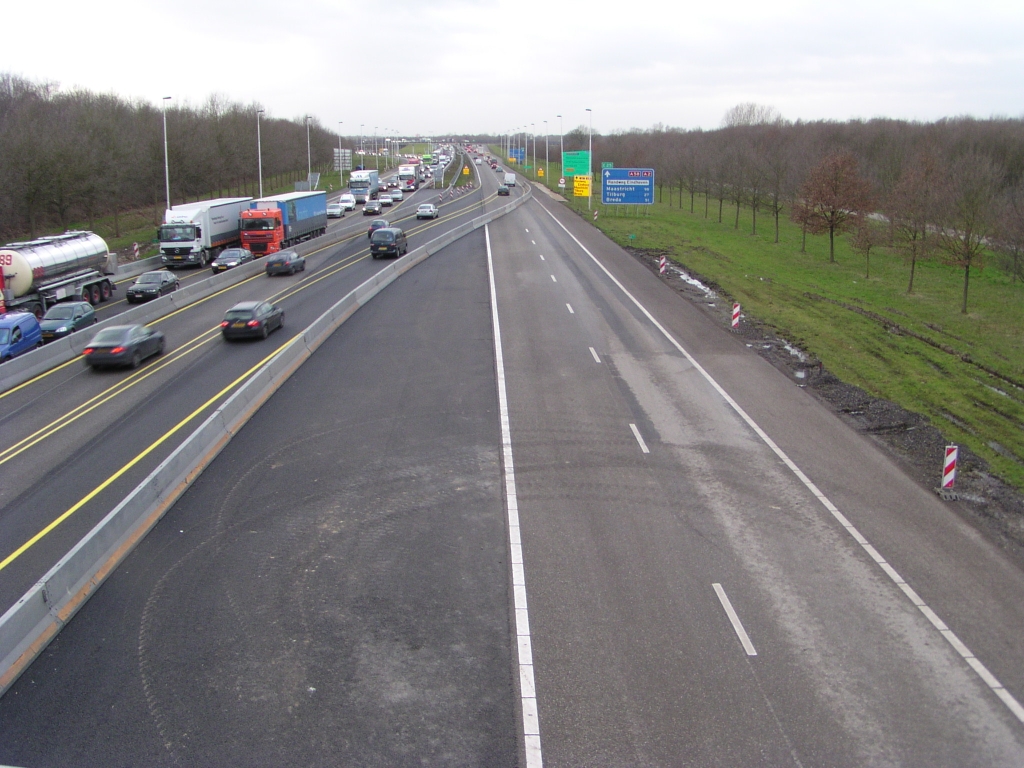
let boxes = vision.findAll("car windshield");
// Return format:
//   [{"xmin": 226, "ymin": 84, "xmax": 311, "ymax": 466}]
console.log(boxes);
[
  {"xmin": 44, "ymin": 306, "xmax": 75, "ymax": 320},
  {"xmin": 241, "ymin": 218, "xmax": 275, "ymax": 231},
  {"xmin": 219, "ymin": 250, "xmax": 244, "ymax": 259},
  {"xmin": 137, "ymin": 274, "xmax": 163, "ymax": 284},
  {"xmin": 158, "ymin": 225, "xmax": 195, "ymax": 242},
  {"xmin": 91, "ymin": 328, "xmax": 130, "ymax": 345},
  {"xmin": 225, "ymin": 309, "xmax": 255, "ymax": 321},
  {"xmin": 372, "ymin": 232, "xmax": 395, "ymax": 243}
]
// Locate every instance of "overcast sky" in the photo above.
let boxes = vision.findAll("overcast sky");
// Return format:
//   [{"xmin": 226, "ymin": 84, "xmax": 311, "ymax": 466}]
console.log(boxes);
[{"xmin": 3, "ymin": 0, "xmax": 1021, "ymax": 137}]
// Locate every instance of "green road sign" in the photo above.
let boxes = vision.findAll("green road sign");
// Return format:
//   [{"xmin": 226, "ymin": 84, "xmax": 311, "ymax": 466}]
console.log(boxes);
[
  {"xmin": 562, "ymin": 150, "xmax": 591, "ymax": 176},
  {"xmin": 601, "ymin": 161, "xmax": 614, "ymax": 169}
]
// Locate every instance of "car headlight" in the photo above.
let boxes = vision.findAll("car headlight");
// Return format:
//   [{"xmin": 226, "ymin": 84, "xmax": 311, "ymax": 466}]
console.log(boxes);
[{"xmin": 56, "ymin": 326, "xmax": 68, "ymax": 333}]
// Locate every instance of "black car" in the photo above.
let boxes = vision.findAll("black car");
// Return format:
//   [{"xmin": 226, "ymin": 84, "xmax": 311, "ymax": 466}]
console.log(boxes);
[
  {"xmin": 497, "ymin": 184, "xmax": 510, "ymax": 196},
  {"xmin": 82, "ymin": 324, "xmax": 165, "ymax": 369},
  {"xmin": 363, "ymin": 200, "xmax": 382, "ymax": 215},
  {"xmin": 370, "ymin": 227, "xmax": 408, "ymax": 259},
  {"xmin": 266, "ymin": 250, "xmax": 306, "ymax": 276},
  {"xmin": 210, "ymin": 247, "xmax": 254, "ymax": 274},
  {"xmin": 221, "ymin": 301, "xmax": 284, "ymax": 340},
  {"xmin": 39, "ymin": 301, "xmax": 96, "ymax": 342},
  {"xmin": 367, "ymin": 218, "xmax": 391, "ymax": 238},
  {"xmin": 126, "ymin": 271, "xmax": 179, "ymax": 303}
]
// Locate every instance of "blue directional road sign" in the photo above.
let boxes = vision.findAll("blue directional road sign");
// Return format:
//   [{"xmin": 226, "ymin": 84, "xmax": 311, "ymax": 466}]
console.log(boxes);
[{"xmin": 601, "ymin": 168, "xmax": 655, "ymax": 205}]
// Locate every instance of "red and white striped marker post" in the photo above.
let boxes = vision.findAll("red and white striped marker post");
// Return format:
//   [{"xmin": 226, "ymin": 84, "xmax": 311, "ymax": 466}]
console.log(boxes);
[
  {"xmin": 942, "ymin": 445, "xmax": 959, "ymax": 490},
  {"xmin": 659, "ymin": 255, "xmax": 666, "ymax": 275},
  {"xmin": 732, "ymin": 303, "xmax": 741, "ymax": 329},
  {"xmin": 593, "ymin": 210, "xmax": 598, "ymax": 221},
  {"xmin": 133, "ymin": 242, "xmax": 139, "ymax": 260}
]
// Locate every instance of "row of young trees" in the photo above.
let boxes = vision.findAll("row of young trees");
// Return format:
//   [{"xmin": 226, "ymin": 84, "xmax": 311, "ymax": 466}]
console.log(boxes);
[
  {"xmin": 567, "ymin": 107, "xmax": 1024, "ymax": 313},
  {"xmin": 0, "ymin": 73, "xmax": 345, "ymax": 241}
]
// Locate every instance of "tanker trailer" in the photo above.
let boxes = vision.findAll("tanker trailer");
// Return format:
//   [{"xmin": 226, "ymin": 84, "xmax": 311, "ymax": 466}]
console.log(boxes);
[{"xmin": 0, "ymin": 231, "xmax": 117, "ymax": 318}]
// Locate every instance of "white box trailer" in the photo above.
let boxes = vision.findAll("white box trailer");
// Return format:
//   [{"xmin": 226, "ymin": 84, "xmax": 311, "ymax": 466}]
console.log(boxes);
[{"xmin": 158, "ymin": 197, "xmax": 252, "ymax": 268}]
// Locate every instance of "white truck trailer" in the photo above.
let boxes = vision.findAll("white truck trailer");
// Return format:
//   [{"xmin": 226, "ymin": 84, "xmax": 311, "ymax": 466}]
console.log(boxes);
[{"xmin": 158, "ymin": 197, "xmax": 252, "ymax": 269}]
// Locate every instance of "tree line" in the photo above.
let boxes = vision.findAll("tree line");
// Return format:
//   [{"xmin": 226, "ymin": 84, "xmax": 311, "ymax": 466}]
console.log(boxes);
[
  {"xmin": 569, "ymin": 106, "xmax": 1024, "ymax": 313},
  {"xmin": 0, "ymin": 73, "xmax": 345, "ymax": 241}
]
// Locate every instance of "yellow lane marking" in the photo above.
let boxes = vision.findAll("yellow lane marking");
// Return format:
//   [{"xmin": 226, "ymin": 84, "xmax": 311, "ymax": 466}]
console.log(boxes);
[
  {"xmin": 0, "ymin": 329, "xmax": 221, "ymax": 466},
  {"xmin": 0, "ymin": 343, "xmax": 289, "ymax": 573}
]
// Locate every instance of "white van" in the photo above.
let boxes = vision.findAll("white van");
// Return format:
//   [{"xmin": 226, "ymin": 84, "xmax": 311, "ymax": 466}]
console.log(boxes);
[{"xmin": 504, "ymin": 172, "xmax": 516, "ymax": 187}]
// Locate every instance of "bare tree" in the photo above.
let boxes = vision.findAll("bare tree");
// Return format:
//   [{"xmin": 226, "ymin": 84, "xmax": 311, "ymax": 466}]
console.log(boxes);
[
  {"xmin": 850, "ymin": 220, "xmax": 888, "ymax": 279},
  {"xmin": 722, "ymin": 103, "xmax": 784, "ymax": 128},
  {"xmin": 793, "ymin": 151, "xmax": 874, "ymax": 263},
  {"xmin": 937, "ymin": 150, "xmax": 1000, "ymax": 314},
  {"xmin": 996, "ymin": 182, "xmax": 1024, "ymax": 283},
  {"xmin": 887, "ymin": 150, "xmax": 943, "ymax": 293}
]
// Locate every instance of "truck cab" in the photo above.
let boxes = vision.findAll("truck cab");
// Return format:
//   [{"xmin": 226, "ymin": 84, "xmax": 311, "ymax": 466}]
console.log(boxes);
[{"xmin": 158, "ymin": 220, "xmax": 206, "ymax": 267}]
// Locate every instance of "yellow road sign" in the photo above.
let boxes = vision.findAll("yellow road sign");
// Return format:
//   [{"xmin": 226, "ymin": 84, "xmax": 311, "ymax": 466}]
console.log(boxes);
[
  {"xmin": 463, "ymin": 166, "xmax": 470, "ymax": 175},
  {"xmin": 538, "ymin": 168, "xmax": 545, "ymax": 177},
  {"xmin": 574, "ymin": 175, "xmax": 591, "ymax": 197}
]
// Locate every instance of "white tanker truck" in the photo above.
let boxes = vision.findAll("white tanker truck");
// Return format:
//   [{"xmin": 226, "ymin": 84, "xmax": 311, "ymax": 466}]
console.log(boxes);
[{"xmin": 0, "ymin": 231, "xmax": 117, "ymax": 318}]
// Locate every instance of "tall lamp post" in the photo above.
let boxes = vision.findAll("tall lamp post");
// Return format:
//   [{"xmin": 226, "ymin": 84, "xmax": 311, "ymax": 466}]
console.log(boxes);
[
  {"xmin": 342, "ymin": 120, "xmax": 350, "ymax": 193},
  {"xmin": 374, "ymin": 126, "xmax": 378, "ymax": 171},
  {"xmin": 162, "ymin": 96, "xmax": 172, "ymax": 210},
  {"xmin": 531, "ymin": 123, "xmax": 536, "ymax": 179},
  {"xmin": 359, "ymin": 124, "xmax": 364, "ymax": 168},
  {"xmin": 557, "ymin": 114, "xmax": 563, "ymax": 171},
  {"xmin": 256, "ymin": 108, "xmax": 265, "ymax": 198},
  {"xmin": 305, "ymin": 116, "xmax": 312, "ymax": 181},
  {"xmin": 586, "ymin": 108, "xmax": 593, "ymax": 210},
  {"xmin": 544, "ymin": 120, "xmax": 549, "ymax": 186}
]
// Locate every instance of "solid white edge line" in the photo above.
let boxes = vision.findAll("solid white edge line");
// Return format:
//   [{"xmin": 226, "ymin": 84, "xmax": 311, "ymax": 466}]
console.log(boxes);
[
  {"xmin": 713, "ymin": 583, "xmax": 758, "ymax": 656},
  {"xmin": 629, "ymin": 423, "xmax": 650, "ymax": 454},
  {"xmin": 486, "ymin": 224, "xmax": 544, "ymax": 766},
  {"xmin": 589, "ymin": 347, "xmax": 601, "ymax": 363},
  {"xmin": 566, "ymin": 303, "xmax": 574, "ymax": 314},
  {"xmin": 535, "ymin": 200, "xmax": 1024, "ymax": 725}
]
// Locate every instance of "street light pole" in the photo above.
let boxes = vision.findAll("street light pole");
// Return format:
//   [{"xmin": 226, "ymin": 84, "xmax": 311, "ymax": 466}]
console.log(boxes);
[
  {"xmin": 557, "ymin": 114, "xmax": 563, "ymax": 169},
  {"xmin": 257, "ymin": 108, "xmax": 265, "ymax": 199},
  {"xmin": 342, "ymin": 120, "xmax": 350, "ymax": 193},
  {"xmin": 586, "ymin": 108, "xmax": 593, "ymax": 210},
  {"xmin": 161, "ymin": 96, "xmax": 172, "ymax": 210},
  {"xmin": 531, "ymin": 123, "xmax": 536, "ymax": 179},
  {"xmin": 359, "ymin": 124, "xmax": 364, "ymax": 168},
  {"xmin": 305, "ymin": 116, "xmax": 312, "ymax": 182},
  {"xmin": 374, "ymin": 127, "xmax": 378, "ymax": 172},
  {"xmin": 544, "ymin": 120, "xmax": 548, "ymax": 186}
]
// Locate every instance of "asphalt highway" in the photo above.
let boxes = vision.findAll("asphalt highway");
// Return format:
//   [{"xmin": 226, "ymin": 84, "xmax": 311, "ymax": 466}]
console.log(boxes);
[{"xmin": 3, "ymin": 151, "xmax": 1024, "ymax": 766}]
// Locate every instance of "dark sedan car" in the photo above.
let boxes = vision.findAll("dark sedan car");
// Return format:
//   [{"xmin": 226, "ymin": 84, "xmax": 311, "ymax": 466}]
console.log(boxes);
[
  {"xmin": 265, "ymin": 250, "xmax": 306, "ymax": 276},
  {"xmin": 82, "ymin": 324, "xmax": 165, "ymax": 369},
  {"xmin": 363, "ymin": 200, "xmax": 382, "ymax": 215},
  {"xmin": 210, "ymin": 247, "xmax": 254, "ymax": 274},
  {"xmin": 221, "ymin": 301, "xmax": 284, "ymax": 340},
  {"xmin": 39, "ymin": 301, "xmax": 96, "ymax": 342},
  {"xmin": 126, "ymin": 271, "xmax": 179, "ymax": 303},
  {"xmin": 497, "ymin": 184, "xmax": 510, "ymax": 196},
  {"xmin": 367, "ymin": 218, "xmax": 391, "ymax": 238}
]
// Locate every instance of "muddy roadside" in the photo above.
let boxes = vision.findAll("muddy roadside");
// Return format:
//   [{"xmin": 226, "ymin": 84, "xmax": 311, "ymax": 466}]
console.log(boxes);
[{"xmin": 627, "ymin": 246, "xmax": 1024, "ymax": 562}]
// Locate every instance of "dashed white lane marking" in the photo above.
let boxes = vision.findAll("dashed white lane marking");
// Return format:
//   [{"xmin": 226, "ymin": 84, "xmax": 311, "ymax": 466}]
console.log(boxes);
[
  {"xmin": 713, "ymin": 583, "xmax": 758, "ymax": 656},
  {"xmin": 536, "ymin": 201, "xmax": 1024, "ymax": 725},
  {"xmin": 532, "ymin": 240, "xmax": 537, "ymax": 245},
  {"xmin": 525, "ymin": 228, "xmax": 529, "ymax": 232},
  {"xmin": 566, "ymin": 304, "xmax": 574, "ymax": 314},
  {"xmin": 486, "ymin": 225, "xmax": 543, "ymax": 766},
  {"xmin": 629, "ymin": 423, "xmax": 650, "ymax": 454},
  {"xmin": 539, "ymin": 254, "xmax": 545, "ymax": 261},
  {"xmin": 550, "ymin": 275, "xmax": 557, "ymax": 283},
  {"xmin": 590, "ymin": 347, "xmax": 601, "ymax": 363}
]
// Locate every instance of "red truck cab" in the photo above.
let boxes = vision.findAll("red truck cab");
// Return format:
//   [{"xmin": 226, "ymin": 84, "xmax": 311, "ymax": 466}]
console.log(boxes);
[{"xmin": 240, "ymin": 208, "xmax": 284, "ymax": 255}]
